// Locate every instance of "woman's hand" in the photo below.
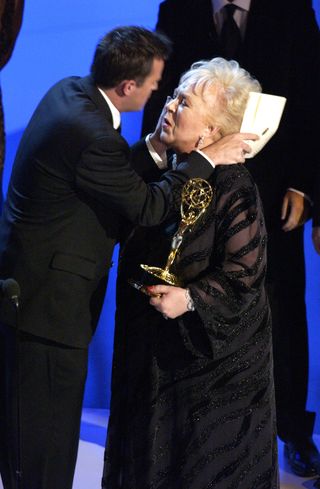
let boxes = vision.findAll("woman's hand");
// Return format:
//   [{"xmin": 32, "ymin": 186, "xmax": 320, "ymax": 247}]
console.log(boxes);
[
  {"xmin": 148, "ymin": 285, "xmax": 189, "ymax": 319},
  {"xmin": 281, "ymin": 190, "xmax": 310, "ymax": 231}
]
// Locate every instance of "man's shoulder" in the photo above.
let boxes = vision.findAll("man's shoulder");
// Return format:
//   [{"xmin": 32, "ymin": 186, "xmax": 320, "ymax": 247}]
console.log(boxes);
[
  {"xmin": 47, "ymin": 75, "xmax": 83, "ymax": 92},
  {"xmin": 41, "ymin": 76, "xmax": 86, "ymax": 107}
]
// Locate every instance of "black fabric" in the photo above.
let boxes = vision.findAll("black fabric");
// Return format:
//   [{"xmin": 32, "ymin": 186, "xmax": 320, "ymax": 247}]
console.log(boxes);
[
  {"xmin": 220, "ymin": 4, "xmax": 241, "ymax": 59},
  {"xmin": 103, "ymin": 161, "xmax": 279, "ymax": 489},
  {"xmin": 0, "ymin": 323, "xmax": 88, "ymax": 489},
  {"xmin": 266, "ymin": 226, "xmax": 315, "ymax": 443}
]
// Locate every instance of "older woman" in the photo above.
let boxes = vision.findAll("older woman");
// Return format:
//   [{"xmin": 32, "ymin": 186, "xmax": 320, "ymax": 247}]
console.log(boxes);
[{"xmin": 103, "ymin": 58, "xmax": 279, "ymax": 489}]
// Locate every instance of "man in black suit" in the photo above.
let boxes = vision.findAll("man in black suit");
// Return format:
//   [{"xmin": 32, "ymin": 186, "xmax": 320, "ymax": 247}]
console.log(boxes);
[
  {"xmin": 0, "ymin": 25, "xmax": 254, "ymax": 489},
  {"xmin": 141, "ymin": 0, "xmax": 320, "ymax": 477}
]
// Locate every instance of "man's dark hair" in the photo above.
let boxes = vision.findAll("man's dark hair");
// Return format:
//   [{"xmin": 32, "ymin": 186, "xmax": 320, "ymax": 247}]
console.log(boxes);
[{"xmin": 90, "ymin": 26, "xmax": 171, "ymax": 88}]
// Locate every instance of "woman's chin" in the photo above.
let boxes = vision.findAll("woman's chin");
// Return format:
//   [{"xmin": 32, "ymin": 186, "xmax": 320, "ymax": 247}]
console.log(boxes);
[{"xmin": 160, "ymin": 131, "xmax": 172, "ymax": 146}]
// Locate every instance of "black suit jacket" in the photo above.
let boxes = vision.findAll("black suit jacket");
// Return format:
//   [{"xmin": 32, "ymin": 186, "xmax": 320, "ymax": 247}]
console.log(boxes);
[
  {"xmin": 0, "ymin": 75, "xmax": 213, "ymax": 347},
  {"xmin": 142, "ymin": 0, "xmax": 320, "ymax": 230}
]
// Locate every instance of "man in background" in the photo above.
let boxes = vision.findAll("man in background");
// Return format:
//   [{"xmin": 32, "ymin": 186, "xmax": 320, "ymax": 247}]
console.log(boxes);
[{"xmin": 142, "ymin": 0, "xmax": 320, "ymax": 477}]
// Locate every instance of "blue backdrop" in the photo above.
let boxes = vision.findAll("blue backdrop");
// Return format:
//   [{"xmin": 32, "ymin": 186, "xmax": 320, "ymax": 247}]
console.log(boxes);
[{"xmin": 1, "ymin": 0, "xmax": 320, "ymax": 430}]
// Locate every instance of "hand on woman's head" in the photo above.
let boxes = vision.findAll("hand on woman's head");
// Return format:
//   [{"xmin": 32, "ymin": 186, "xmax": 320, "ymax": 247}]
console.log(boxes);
[{"xmin": 201, "ymin": 132, "xmax": 259, "ymax": 165}]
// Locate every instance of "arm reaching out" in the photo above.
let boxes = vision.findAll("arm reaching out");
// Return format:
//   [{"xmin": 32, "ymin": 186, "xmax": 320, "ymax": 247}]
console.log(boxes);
[
  {"xmin": 149, "ymin": 128, "xmax": 260, "ymax": 164},
  {"xmin": 201, "ymin": 133, "xmax": 259, "ymax": 164}
]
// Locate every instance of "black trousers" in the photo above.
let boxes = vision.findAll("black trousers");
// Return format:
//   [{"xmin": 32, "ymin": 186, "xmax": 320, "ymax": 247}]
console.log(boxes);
[
  {"xmin": 267, "ymin": 225, "xmax": 315, "ymax": 442},
  {"xmin": 0, "ymin": 324, "xmax": 88, "ymax": 489}
]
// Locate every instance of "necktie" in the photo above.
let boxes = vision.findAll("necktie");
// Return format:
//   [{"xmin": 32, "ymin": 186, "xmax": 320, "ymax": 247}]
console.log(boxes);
[{"xmin": 220, "ymin": 4, "xmax": 241, "ymax": 60}]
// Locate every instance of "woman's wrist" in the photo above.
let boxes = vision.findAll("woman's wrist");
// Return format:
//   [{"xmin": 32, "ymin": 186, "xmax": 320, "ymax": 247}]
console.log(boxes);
[{"xmin": 185, "ymin": 288, "xmax": 195, "ymax": 312}]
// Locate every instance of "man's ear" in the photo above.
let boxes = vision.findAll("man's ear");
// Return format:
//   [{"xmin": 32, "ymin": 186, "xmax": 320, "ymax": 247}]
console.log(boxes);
[{"xmin": 116, "ymin": 79, "xmax": 137, "ymax": 97}]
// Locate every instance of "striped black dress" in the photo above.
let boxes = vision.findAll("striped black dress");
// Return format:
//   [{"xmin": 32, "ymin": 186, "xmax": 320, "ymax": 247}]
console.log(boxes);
[{"xmin": 103, "ymin": 163, "xmax": 279, "ymax": 489}]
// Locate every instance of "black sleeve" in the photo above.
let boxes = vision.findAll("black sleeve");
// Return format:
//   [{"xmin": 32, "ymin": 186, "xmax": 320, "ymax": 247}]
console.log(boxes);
[
  {"xmin": 180, "ymin": 170, "xmax": 269, "ymax": 360},
  {"xmin": 76, "ymin": 135, "xmax": 214, "ymax": 226}
]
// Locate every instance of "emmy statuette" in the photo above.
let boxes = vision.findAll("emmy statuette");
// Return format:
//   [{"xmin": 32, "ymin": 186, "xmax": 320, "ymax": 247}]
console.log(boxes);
[{"xmin": 140, "ymin": 177, "xmax": 213, "ymax": 287}]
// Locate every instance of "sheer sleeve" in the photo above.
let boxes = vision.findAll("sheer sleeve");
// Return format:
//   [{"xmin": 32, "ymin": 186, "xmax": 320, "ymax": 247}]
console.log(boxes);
[{"xmin": 180, "ymin": 166, "xmax": 269, "ymax": 360}]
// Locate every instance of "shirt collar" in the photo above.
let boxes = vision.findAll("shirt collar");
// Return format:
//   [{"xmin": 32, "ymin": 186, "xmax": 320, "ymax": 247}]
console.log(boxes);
[
  {"xmin": 97, "ymin": 87, "xmax": 121, "ymax": 130},
  {"xmin": 212, "ymin": 0, "xmax": 251, "ymax": 13}
]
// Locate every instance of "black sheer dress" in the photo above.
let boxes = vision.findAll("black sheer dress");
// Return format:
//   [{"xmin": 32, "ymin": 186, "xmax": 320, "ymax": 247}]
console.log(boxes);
[{"xmin": 102, "ymin": 155, "xmax": 279, "ymax": 489}]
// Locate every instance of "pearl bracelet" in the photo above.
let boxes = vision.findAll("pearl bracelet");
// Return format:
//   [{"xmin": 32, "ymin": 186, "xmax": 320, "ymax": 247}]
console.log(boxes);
[{"xmin": 185, "ymin": 288, "xmax": 195, "ymax": 312}]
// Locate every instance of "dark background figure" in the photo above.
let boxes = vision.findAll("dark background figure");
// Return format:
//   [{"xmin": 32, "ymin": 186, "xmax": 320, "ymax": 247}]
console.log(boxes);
[
  {"xmin": 141, "ymin": 0, "xmax": 320, "ymax": 478},
  {"xmin": 0, "ymin": 0, "xmax": 24, "ymax": 207}
]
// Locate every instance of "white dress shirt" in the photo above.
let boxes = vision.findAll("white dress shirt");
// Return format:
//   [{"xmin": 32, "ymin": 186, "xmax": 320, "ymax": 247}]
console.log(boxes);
[{"xmin": 97, "ymin": 87, "xmax": 121, "ymax": 130}]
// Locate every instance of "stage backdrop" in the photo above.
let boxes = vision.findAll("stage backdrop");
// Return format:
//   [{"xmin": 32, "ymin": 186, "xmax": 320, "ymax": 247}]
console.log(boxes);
[{"xmin": 1, "ymin": 0, "xmax": 320, "ymax": 431}]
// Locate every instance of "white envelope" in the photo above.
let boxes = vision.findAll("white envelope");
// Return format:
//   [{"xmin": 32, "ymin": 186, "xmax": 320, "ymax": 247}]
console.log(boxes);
[{"xmin": 240, "ymin": 92, "xmax": 287, "ymax": 158}]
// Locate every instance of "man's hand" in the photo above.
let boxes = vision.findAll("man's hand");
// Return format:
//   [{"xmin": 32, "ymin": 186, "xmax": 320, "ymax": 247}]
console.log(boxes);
[
  {"xmin": 201, "ymin": 133, "xmax": 259, "ymax": 164},
  {"xmin": 281, "ymin": 190, "xmax": 310, "ymax": 232},
  {"xmin": 148, "ymin": 104, "xmax": 169, "ymax": 156},
  {"xmin": 312, "ymin": 226, "xmax": 320, "ymax": 255}
]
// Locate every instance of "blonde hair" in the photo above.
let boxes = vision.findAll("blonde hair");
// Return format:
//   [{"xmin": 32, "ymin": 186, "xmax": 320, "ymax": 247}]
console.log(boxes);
[{"xmin": 178, "ymin": 57, "xmax": 262, "ymax": 136}]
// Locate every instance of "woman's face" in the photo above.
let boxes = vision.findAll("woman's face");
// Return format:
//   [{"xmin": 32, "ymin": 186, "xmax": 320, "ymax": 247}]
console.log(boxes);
[{"xmin": 159, "ymin": 86, "xmax": 215, "ymax": 154}]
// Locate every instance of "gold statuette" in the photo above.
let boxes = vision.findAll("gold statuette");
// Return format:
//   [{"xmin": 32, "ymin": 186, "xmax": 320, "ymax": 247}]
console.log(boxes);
[{"xmin": 140, "ymin": 178, "xmax": 213, "ymax": 287}]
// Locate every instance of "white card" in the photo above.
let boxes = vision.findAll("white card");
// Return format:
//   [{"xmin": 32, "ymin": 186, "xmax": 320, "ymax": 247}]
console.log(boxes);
[{"xmin": 240, "ymin": 92, "xmax": 287, "ymax": 158}]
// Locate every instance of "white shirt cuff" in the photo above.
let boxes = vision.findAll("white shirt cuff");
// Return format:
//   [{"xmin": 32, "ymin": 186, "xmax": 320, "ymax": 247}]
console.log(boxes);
[
  {"xmin": 145, "ymin": 134, "xmax": 168, "ymax": 170},
  {"xmin": 287, "ymin": 188, "xmax": 313, "ymax": 205},
  {"xmin": 195, "ymin": 149, "xmax": 216, "ymax": 168}
]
